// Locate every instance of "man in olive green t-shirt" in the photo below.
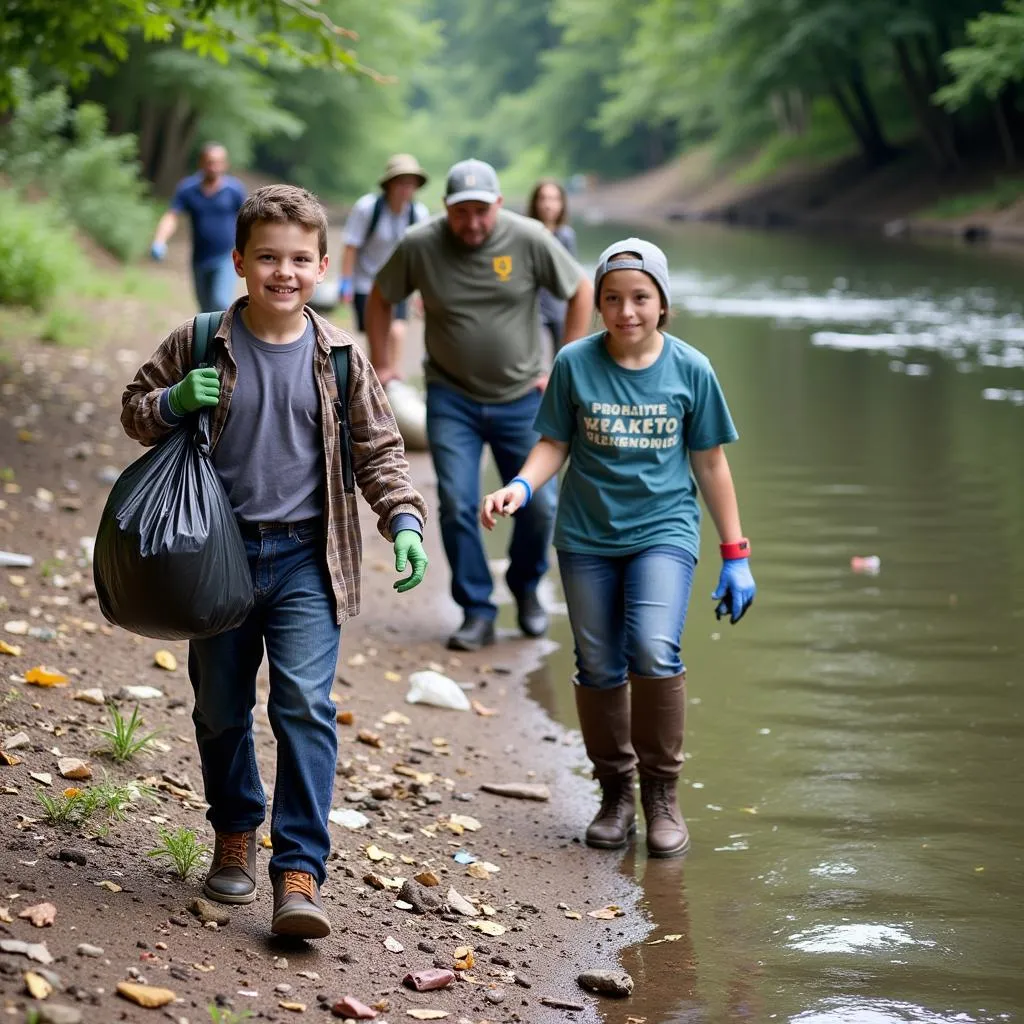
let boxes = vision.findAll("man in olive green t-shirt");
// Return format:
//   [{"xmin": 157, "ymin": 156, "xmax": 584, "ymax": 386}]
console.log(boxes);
[{"xmin": 366, "ymin": 159, "xmax": 593, "ymax": 651}]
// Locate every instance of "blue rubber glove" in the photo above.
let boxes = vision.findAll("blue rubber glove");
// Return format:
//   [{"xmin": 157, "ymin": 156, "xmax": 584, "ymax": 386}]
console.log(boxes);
[
  {"xmin": 339, "ymin": 275, "xmax": 354, "ymax": 302},
  {"xmin": 150, "ymin": 240, "xmax": 167, "ymax": 261},
  {"xmin": 394, "ymin": 530, "xmax": 428, "ymax": 593},
  {"xmin": 712, "ymin": 557, "xmax": 756, "ymax": 624}
]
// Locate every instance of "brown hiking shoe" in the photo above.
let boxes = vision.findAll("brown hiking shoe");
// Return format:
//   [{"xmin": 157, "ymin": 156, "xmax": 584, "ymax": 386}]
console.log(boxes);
[
  {"xmin": 586, "ymin": 773, "xmax": 636, "ymax": 849},
  {"xmin": 271, "ymin": 871, "xmax": 331, "ymax": 939},
  {"xmin": 203, "ymin": 831, "xmax": 257, "ymax": 905},
  {"xmin": 640, "ymin": 777, "xmax": 690, "ymax": 858}
]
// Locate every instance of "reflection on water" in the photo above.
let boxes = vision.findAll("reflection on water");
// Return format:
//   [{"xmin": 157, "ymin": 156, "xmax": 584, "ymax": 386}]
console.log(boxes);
[{"xmin": 499, "ymin": 222, "xmax": 1024, "ymax": 1022}]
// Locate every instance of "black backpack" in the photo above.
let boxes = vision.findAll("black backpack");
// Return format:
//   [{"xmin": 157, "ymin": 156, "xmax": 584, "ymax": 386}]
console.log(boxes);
[
  {"xmin": 191, "ymin": 311, "xmax": 354, "ymax": 493},
  {"xmin": 366, "ymin": 193, "xmax": 420, "ymax": 239}
]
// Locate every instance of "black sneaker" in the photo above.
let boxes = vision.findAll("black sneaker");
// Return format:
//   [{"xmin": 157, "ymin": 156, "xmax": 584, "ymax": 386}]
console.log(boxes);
[
  {"xmin": 203, "ymin": 831, "xmax": 257, "ymax": 905},
  {"xmin": 516, "ymin": 590, "xmax": 548, "ymax": 637},
  {"xmin": 447, "ymin": 615, "xmax": 496, "ymax": 651}
]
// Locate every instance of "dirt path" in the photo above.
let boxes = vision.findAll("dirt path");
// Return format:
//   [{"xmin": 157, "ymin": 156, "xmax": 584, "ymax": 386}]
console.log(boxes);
[{"xmin": 0, "ymin": 248, "xmax": 648, "ymax": 1023}]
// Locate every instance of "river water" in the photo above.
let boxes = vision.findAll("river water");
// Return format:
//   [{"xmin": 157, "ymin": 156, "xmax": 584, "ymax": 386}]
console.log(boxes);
[{"xmin": 498, "ymin": 223, "xmax": 1024, "ymax": 1023}]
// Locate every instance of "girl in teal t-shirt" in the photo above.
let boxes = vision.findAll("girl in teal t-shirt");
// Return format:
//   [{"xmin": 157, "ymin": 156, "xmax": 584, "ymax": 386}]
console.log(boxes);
[{"xmin": 481, "ymin": 237, "xmax": 756, "ymax": 858}]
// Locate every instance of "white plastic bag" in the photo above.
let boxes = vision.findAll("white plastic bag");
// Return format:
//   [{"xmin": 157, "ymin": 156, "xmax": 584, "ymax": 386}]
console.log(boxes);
[
  {"xmin": 405, "ymin": 670, "xmax": 471, "ymax": 711},
  {"xmin": 385, "ymin": 379, "xmax": 428, "ymax": 451}
]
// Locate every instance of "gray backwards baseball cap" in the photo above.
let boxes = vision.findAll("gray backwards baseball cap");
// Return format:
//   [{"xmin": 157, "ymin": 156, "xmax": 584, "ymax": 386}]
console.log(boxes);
[
  {"xmin": 593, "ymin": 237, "xmax": 671, "ymax": 310},
  {"xmin": 445, "ymin": 158, "xmax": 501, "ymax": 206}
]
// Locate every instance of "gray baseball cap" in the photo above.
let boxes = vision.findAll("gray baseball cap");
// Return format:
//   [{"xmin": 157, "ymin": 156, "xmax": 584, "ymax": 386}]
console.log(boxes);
[
  {"xmin": 445, "ymin": 158, "xmax": 501, "ymax": 206},
  {"xmin": 593, "ymin": 237, "xmax": 671, "ymax": 309}
]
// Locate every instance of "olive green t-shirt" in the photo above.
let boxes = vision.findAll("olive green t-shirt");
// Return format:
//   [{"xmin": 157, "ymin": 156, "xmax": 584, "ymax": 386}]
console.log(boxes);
[{"xmin": 374, "ymin": 209, "xmax": 583, "ymax": 403}]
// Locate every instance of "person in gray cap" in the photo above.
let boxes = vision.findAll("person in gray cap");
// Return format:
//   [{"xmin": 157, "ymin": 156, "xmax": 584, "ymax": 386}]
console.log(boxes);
[
  {"xmin": 340, "ymin": 154, "xmax": 430, "ymax": 340},
  {"xmin": 481, "ymin": 237, "xmax": 756, "ymax": 859},
  {"xmin": 367, "ymin": 158, "xmax": 593, "ymax": 651}
]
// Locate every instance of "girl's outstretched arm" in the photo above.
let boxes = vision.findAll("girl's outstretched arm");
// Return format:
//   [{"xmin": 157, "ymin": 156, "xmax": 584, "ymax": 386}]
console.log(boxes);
[{"xmin": 481, "ymin": 438, "xmax": 568, "ymax": 529}]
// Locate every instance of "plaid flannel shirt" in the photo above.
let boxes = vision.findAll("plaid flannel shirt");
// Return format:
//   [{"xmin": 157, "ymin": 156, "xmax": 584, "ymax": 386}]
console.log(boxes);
[{"xmin": 121, "ymin": 299, "xmax": 428, "ymax": 624}]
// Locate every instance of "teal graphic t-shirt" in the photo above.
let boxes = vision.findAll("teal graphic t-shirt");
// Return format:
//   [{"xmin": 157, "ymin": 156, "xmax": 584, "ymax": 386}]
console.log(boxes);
[{"xmin": 533, "ymin": 331, "xmax": 738, "ymax": 559}]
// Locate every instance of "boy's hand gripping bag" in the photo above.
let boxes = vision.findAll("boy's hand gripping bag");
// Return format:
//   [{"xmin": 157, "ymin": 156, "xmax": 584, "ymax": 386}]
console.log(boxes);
[{"xmin": 93, "ymin": 411, "xmax": 254, "ymax": 640}]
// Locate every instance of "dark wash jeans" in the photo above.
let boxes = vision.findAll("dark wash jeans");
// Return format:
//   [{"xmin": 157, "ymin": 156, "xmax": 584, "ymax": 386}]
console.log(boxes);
[
  {"xmin": 558, "ymin": 545, "xmax": 696, "ymax": 689},
  {"xmin": 188, "ymin": 519, "xmax": 340, "ymax": 885},
  {"xmin": 426, "ymin": 382, "xmax": 556, "ymax": 620}
]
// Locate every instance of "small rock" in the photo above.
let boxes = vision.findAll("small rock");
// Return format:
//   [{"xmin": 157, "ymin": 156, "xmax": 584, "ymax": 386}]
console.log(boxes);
[
  {"xmin": 116, "ymin": 981, "xmax": 176, "ymax": 1008},
  {"xmin": 72, "ymin": 688, "xmax": 105, "ymax": 706},
  {"xmin": 76, "ymin": 944, "xmax": 104, "ymax": 958},
  {"xmin": 513, "ymin": 972, "xmax": 533, "ymax": 989},
  {"xmin": 541, "ymin": 996, "xmax": 586, "ymax": 1011},
  {"xmin": 417, "ymin": 941, "xmax": 437, "ymax": 954},
  {"xmin": 399, "ymin": 879, "xmax": 443, "ymax": 915},
  {"xmin": 97, "ymin": 466, "xmax": 120, "ymax": 485},
  {"xmin": 485, "ymin": 988, "xmax": 506, "ymax": 1005},
  {"xmin": 4, "ymin": 731, "xmax": 31, "ymax": 750},
  {"xmin": 577, "ymin": 968, "xmax": 634, "ymax": 998},
  {"xmin": 275, "ymin": 983, "xmax": 294, "ymax": 994},
  {"xmin": 57, "ymin": 758, "xmax": 92, "ymax": 781},
  {"xmin": 445, "ymin": 887, "xmax": 477, "ymax": 917},
  {"xmin": 331, "ymin": 995, "xmax": 378, "ymax": 1019},
  {"xmin": 0, "ymin": 939, "xmax": 53, "ymax": 964},
  {"xmin": 480, "ymin": 782, "xmax": 551, "ymax": 801},
  {"xmin": 188, "ymin": 898, "xmax": 230, "ymax": 926},
  {"xmin": 403, "ymin": 968, "xmax": 456, "ymax": 992},
  {"xmin": 38, "ymin": 1005, "xmax": 83, "ymax": 1024},
  {"xmin": 58, "ymin": 849, "xmax": 87, "ymax": 866},
  {"xmin": 383, "ymin": 936, "xmax": 404, "ymax": 953},
  {"xmin": 116, "ymin": 685, "xmax": 163, "ymax": 701}
]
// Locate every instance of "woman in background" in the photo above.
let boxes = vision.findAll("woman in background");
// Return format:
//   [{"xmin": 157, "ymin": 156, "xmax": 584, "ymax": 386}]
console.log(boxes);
[{"xmin": 528, "ymin": 179, "xmax": 578, "ymax": 349}]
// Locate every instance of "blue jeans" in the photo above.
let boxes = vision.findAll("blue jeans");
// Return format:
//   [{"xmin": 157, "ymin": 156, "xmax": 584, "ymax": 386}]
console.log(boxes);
[
  {"xmin": 187, "ymin": 519, "xmax": 341, "ymax": 884},
  {"xmin": 426, "ymin": 382, "xmax": 557, "ymax": 620},
  {"xmin": 558, "ymin": 545, "xmax": 696, "ymax": 689},
  {"xmin": 192, "ymin": 254, "xmax": 237, "ymax": 313}
]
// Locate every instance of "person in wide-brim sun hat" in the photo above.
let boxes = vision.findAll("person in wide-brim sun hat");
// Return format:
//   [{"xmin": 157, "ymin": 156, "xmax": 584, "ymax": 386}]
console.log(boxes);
[{"xmin": 379, "ymin": 153, "xmax": 428, "ymax": 190}]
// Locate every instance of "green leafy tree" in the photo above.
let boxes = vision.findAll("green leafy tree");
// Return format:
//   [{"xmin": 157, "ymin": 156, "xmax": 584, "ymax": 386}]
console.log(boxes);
[
  {"xmin": 0, "ymin": 0, "xmax": 369, "ymax": 109},
  {"xmin": 936, "ymin": 0, "xmax": 1024, "ymax": 162}
]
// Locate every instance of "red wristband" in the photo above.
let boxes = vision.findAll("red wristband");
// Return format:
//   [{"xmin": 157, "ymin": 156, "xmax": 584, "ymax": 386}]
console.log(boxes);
[{"xmin": 720, "ymin": 538, "xmax": 750, "ymax": 560}]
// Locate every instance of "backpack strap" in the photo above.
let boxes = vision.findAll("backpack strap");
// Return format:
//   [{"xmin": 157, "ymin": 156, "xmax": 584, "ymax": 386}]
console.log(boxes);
[
  {"xmin": 191, "ymin": 310, "xmax": 225, "ymax": 369},
  {"xmin": 330, "ymin": 346, "xmax": 355, "ymax": 494},
  {"xmin": 408, "ymin": 201, "xmax": 418, "ymax": 227},
  {"xmin": 366, "ymin": 194, "xmax": 386, "ymax": 241}
]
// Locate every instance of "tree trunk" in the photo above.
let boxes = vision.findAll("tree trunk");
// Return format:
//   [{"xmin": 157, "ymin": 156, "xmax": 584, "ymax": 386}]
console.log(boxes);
[
  {"xmin": 847, "ymin": 61, "xmax": 896, "ymax": 164},
  {"xmin": 825, "ymin": 78, "xmax": 873, "ymax": 158},
  {"xmin": 893, "ymin": 36, "xmax": 958, "ymax": 170},
  {"xmin": 994, "ymin": 91, "xmax": 1016, "ymax": 166},
  {"xmin": 153, "ymin": 96, "xmax": 195, "ymax": 195},
  {"xmin": 137, "ymin": 98, "xmax": 161, "ymax": 182}
]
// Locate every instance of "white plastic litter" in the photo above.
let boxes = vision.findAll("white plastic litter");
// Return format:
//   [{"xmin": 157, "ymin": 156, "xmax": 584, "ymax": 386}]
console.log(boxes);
[
  {"xmin": 329, "ymin": 808, "xmax": 370, "ymax": 829},
  {"xmin": 384, "ymin": 379, "xmax": 428, "ymax": 451},
  {"xmin": 0, "ymin": 551, "xmax": 34, "ymax": 569},
  {"xmin": 116, "ymin": 685, "xmax": 164, "ymax": 701},
  {"xmin": 405, "ymin": 670, "xmax": 471, "ymax": 712}
]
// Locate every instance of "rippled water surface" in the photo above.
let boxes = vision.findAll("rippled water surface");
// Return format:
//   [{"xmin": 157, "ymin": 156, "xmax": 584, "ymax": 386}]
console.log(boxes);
[{"xmin": 500, "ymin": 223, "xmax": 1023, "ymax": 1023}]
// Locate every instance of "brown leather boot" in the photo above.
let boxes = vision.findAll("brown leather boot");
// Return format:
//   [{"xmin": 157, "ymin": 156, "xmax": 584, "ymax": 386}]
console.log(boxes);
[
  {"xmin": 574, "ymin": 682, "xmax": 636, "ymax": 849},
  {"xmin": 203, "ymin": 831, "xmax": 257, "ymax": 904},
  {"xmin": 271, "ymin": 871, "xmax": 331, "ymax": 938},
  {"xmin": 630, "ymin": 672, "xmax": 690, "ymax": 858}
]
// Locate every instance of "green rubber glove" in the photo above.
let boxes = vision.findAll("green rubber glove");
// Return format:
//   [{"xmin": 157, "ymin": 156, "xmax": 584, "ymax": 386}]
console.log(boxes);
[
  {"xmin": 168, "ymin": 368, "xmax": 220, "ymax": 416},
  {"xmin": 394, "ymin": 530, "xmax": 428, "ymax": 593}
]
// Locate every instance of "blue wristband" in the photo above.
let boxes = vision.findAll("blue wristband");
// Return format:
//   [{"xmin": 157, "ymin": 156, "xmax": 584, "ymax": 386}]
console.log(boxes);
[{"xmin": 510, "ymin": 476, "xmax": 532, "ymax": 507}]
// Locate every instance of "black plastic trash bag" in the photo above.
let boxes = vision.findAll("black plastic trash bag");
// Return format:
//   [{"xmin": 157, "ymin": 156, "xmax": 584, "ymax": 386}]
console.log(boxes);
[{"xmin": 94, "ymin": 413, "xmax": 254, "ymax": 640}]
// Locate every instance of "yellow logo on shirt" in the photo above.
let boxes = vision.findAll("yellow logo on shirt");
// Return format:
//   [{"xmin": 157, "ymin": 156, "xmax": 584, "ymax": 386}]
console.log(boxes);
[{"xmin": 493, "ymin": 255, "xmax": 512, "ymax": 282}]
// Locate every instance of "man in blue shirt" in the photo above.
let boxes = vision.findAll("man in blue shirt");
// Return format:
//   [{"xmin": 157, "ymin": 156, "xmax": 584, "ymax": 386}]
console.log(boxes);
[{"xmin": 150, "ymin": 143, "xmax": 247, "ymax": 312}]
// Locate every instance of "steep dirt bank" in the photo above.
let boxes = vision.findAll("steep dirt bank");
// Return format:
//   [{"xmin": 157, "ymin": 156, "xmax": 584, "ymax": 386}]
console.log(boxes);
[
  {"xmin": 0, "ymin": 247, "xmax": 654, "ymax": 1024},
  {"xmin": 573, "ymin": 145, "xmax": 1024, "ymax": 246}
]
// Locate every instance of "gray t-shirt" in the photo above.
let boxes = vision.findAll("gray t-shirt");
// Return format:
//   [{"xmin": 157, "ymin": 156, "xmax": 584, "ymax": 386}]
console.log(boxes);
[
  {"xmin": 343, "ymin": 193, "xmax": 430, "ymax": 294},
  {"xmin": 375, "ymin": 209, "xmax": 583, "ymax": 403},
  {"xmin": 212, "ymin": 313, "xmax": 324, "ymax": 522}
]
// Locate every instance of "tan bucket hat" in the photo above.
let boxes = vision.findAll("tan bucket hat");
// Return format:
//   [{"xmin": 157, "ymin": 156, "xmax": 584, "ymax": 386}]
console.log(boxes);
[{"xmin": 379, "ymin": 153, "xmax": 428, "ymax": 189}]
